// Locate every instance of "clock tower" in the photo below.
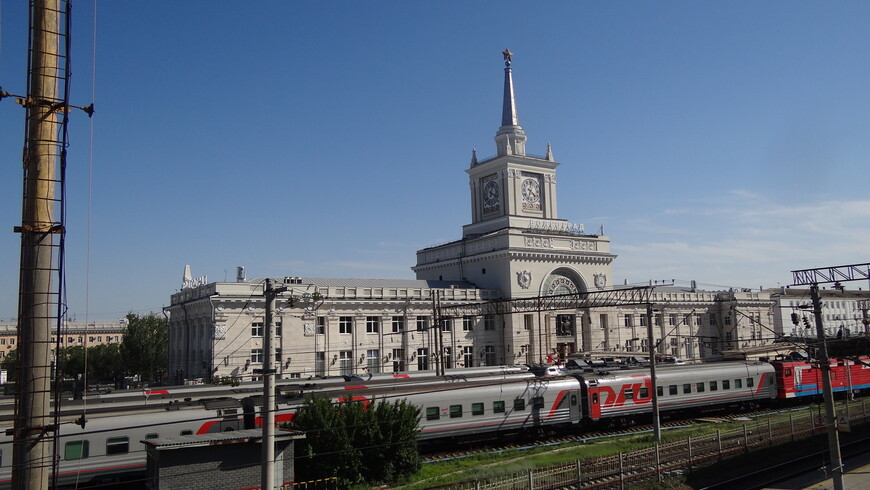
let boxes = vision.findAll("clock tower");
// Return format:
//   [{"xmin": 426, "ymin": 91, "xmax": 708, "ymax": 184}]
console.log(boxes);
[
  {"xmin": 464, "ymin": 49, "xmax": 560, "ymax": 239},
  {"xmin": 414, "ymin": 51, "xmax": 614, "ymax": 300},
  {"xmin": 414, "ymin": 50, "xmax": 615, "ymax": 359}
]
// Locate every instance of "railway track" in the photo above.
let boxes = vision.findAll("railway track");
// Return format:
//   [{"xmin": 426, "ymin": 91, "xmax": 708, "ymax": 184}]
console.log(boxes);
[{"xmin": 422, "ymin": 404, "xmax": 810, "ymax": 464}]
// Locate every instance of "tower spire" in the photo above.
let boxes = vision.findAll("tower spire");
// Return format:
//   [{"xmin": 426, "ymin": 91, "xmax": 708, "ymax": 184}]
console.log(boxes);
[
  {"xmin": 495, "ymin": 49, "xmax": 526, "ymax": 156},
  {"xmin": 501, "ymin": 49, "xmax": 518, "ymax": 127}
]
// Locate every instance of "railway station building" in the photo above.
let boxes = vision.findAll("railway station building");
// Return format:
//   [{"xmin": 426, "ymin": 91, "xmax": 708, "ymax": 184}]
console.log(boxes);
[{"xmin": 166, "ymin": 53, "xmax": 782, "ymax": 383}]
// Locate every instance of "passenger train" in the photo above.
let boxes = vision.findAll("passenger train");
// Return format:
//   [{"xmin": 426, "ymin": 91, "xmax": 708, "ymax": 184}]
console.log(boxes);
[{"xmin": 0, "ymin": 358, "xmax": 867, "ymax": 487}]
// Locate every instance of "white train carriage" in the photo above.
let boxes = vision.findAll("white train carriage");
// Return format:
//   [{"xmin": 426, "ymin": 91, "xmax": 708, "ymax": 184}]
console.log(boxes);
[
  {"xmin": 406, "ymin": 377, "xmax": 584, "ymax": 441},
  {"xmin": 583, "ymin": 361, "xmax": 776, "ymax": 422}
]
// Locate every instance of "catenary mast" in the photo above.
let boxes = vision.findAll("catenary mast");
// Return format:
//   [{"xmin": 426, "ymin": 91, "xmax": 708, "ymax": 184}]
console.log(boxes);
[{"xmin": 7, "ymin": 1, "xmax": 81, "ymax": 487}]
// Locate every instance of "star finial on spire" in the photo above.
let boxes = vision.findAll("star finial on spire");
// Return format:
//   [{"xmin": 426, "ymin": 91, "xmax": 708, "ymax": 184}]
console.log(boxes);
[{"xmin": 502, "ymin": 48, "xmax": 513, "ymax": 66}]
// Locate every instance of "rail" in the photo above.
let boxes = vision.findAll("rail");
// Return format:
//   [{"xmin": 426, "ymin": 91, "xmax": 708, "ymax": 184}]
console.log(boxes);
[{"xmin": 436, "ymin": 399, "xmax": 870, "ymax": 490}]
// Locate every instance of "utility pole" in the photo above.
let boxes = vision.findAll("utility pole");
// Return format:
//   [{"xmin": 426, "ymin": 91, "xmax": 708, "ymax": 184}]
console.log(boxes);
[
  {"xmin": 791, "ymin": 263, "xmax": 870, "ymax": 490},
  {"xmin": 9, "ymin": 2, "xmax": 69, "ymax": 488},
  {"xmin": 260, "ymin": 279, "xmax": 285, "ymax": 490},
  {"xmin": 810, "ymin": 284, "xmax": 844, "ymax": 490},
  {"xmin": 646, "ymin": 303, "xmax": 661, "ymax": 441}
]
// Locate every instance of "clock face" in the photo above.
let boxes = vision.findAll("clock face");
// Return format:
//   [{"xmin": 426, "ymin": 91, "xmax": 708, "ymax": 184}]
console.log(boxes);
[
  {"xmin": 521, "ymin": 178, "xmax": 540, "ymax": 204},
  {"xmin": 483, "ymin": 180, "xmax": 500, "ymax": 206}
]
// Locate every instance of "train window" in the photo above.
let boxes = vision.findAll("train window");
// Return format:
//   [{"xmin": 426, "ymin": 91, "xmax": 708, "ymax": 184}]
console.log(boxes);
[
  {"xmin": 723, "ymin": 380, "xmax": 730, "ymax": 390},
  {"xmin": 64, "ymin": 440, "xmax": 89, "ymax": 460},
  {"xmin": 513, "ymin": 399, "xmax": 526, "ymax": 411},
  {"xmin": 735, "ymin": 379, "xmax": 743, "ymax": 389},
  {"xmin": 624, "ymin": 389, "xmax": 633, "ymax": 401},
  {"xmin": 426, "ymin": 407, "xmax": 440, "ymax": 420},
  {"xmin": 450, "ymin": 405, "xmax": 463, "ymax": 418},
  {"xmin": 669, "ymin": 385, "xmax": 678, "ymax": 395},
  {"xmin": 683, "ymin": 384, "xmax": 691, "ymax": 394},
  {"xmin": 709, "ymin": 381, "xmax": 718, "ymax": 391},
  {"xmin": 591, "ymin": 393, "xmax": 599, "ymax": 404},
  {"xmin": 785, "ymin": 368, "xmax": 792, "ymax": 376},
  {"xmin": 746, "ymin": 377, "xmax": 754, "ymax": 387},
  {"xmin": 696, "ymin": 382, "xmax": 705, "ymax": 393},
  {"xmin": 639, "ymin": 387, "xmax": 648, "ymax": 399},
  {"xmin": 657, "ymin": 386, "xmax": 664, "ymax": 397},
  {"xmin": 472, "ymin": 403, "xmax": 484, "ymax": 415},
  {"xmin": 106, "ymin": 437, "xmax": 129, "ymax": 455},
  {"xmin": 493, "ymin": 401, "xmax": 506, "ymax": 413},
  {"xmin": 571, "ymin": 394, "xmax": 578, "ymax": 406},
  {"xmin": 145, "ymin": 433, "xmax": 159, "ymax": 439},
  {"xmin": 180, "ymin": 430, "xmax": 193, "ymax": 436},
  {"xmin": 532, "ymin": 396, "xmax": 544, "ymax": 409}
]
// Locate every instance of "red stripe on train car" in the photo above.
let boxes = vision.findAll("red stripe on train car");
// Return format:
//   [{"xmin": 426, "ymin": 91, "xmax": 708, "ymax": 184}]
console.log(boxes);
[
  {"xmin": 344, "ymin": 385, "xmax": 368, "ymax": 390},
  {"xmin": 144, "ymin": 390, "xmax": 170, "ymax": 395}
]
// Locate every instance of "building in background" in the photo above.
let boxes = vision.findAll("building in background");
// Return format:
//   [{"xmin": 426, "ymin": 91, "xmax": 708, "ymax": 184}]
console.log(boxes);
[
  {"xmin": 166, "ymin": 53, "xmax": 782, "ymax": 383},
  {"xmin": 0, "ymin": 321, "xmax": 126, "ymax": 359}
]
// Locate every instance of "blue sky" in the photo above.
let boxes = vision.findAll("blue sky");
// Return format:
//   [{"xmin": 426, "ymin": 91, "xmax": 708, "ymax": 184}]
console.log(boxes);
[{"xmin": 1, "ymin": 2, "xmax": 869, "ymax": 322}]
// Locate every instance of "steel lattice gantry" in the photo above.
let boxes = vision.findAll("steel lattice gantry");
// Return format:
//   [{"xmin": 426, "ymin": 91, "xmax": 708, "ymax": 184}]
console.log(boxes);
[
  {"xmin": 791, "ymin": 262, "xmax": 870, "ymax": 286},
  {"xmin": 437, "ymin": 286, "xmax": 653, "ymax": 318}
]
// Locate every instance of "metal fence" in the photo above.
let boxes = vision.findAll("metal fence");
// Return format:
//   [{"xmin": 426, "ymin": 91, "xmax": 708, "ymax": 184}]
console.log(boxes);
[{"xmin": 441, "ymin": 398, "xmax": 869, "ymax": 490}]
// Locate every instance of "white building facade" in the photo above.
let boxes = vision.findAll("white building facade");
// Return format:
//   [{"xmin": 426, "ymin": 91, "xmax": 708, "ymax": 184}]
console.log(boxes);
[{"xmin": 166, "ymin": 52, "xmax": 781, "ymax": 382}]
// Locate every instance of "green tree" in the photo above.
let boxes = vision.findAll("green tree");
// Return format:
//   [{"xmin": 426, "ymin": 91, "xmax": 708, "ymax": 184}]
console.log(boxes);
[
  {"xmin": 288, "ymin": 396, "xmax": 421, "ymax": 486},
  {"xmin": 119, "ymin": 313, "xmax": 167, "ymax": 384}
]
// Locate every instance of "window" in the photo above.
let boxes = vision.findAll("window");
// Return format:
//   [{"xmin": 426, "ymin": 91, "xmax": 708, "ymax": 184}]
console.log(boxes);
[
  {"xmin": 696, "ymin": 382, "xmax": 705, "ymax": 392},
  {"xmin": 442, "ymin": 318, "xmax": 452, "ymax": 332},
  {"xmin": 366, "ymin": 316, "xmax": 380, "ymax": 334},
  {"xmin": 316, "ymin": 316, "xmax": 326, "ymax": 334},
  {"xmin": 513, "ymin": 399, "xmax": 526, "ymax": 411},
  {"xmin": 724, "ymin": 316, "xmax": 732, "ymax": 326},
  {"xmin": 275, "ymin": 348, "xmax": 282, "ymax": 363},
  {"xmin": 683, "ymin": 383, "xmax": 691, "ymax": 394},
  {"xmin": 669, "ymin": 385, "xmax": 678, "ymax": 395},
  {"xmin": 315, "ymin": 352, "xmax": 326, "ymax": 377},
  {"xmin": 493, "ymin": 400, "xmax": 506, "ymax": 413},
  {"xmin": 624, "ymin": 314, "xmax": 633, "ymax": 327},
  {"xmin": 722, "ymin": 380, "xmax": 730, "ymax": 390},
  {"xmin": 443, "ymin": 347, "xmax": 452, "ymax": 368},
  {"xmin": 426, "ymin": 407, "xmax": 440, "ymax": 420},
  {"xmin": 64, "ymin": 440, "xmax": 89, "ymax": 460},
  {"xmin": 251, "ymin": 349, "xmax": 263, "ymax": 363},
  {"xmin": 180, "ymin": 430, "xmax": 193, "ymax": 436},
  {"xmin": 106, "ymin": 437, "xmax": 129, "ymax": 455},
  {"xmin": 484, "ymin": 315, "xmax": 496, "ymax": 331},
  {"xmin": 416, "ymin": 316, "xmax": 428, "ymax": 331},
  {"xmin": 417, "ymin": 348, "xmax": 429, "ymax": 371},
  {"xmin": 339, "ymin": 317, "xmax": 353, "ymax": 334},
  {"xmin": 275, "ymin": 322, "xmax": 282, "ymax": 337},
  {"xmin": 367, "ymin": 350, "xmax": 380, "ymax": 374},
  {"xmin": 709, "ymin": 381, "xmax": 718, "ymax": 391},
  {"xmin": 531, "ymin": 396, "xmax": 545, "ymax": 409},
  {"xmin": 746, "ymin": 377, "xmax": 754, "ymax": 387},
  {"xmin": 251, "ymin": 322, "xmax": 264, "ymax": 337},
  {"xmin": 695, "ymin": 315, "xmax": 702, "ymax": 326},
  {"xmin": 145, "ymin": 433, "xmax": 159, "ymax": 439},
  {"xmin": 463, "ymin": 316, "xmax": 474, "ymax": 331},
  {"xmin": 463, "ymin": 346, "xmax": 474, "ymax": 368},
  {"xmin": 657, "ymin": 386, "xmax": 664, "ymax": 397},
  {"xmin": 735, "ymin": 378, "xmax": 743, "ymax": 389},
  {"xmin": 669, "ymin": 314, "xmax": 677, "ymax": 326},
  {"xmin": 525, "ymin": 314, "xmax": 534, "ymax": 331},
  {"xmin": 450, "ymin": 405, "xmax": 463, "ymax": 418},
  {"xmin": 556, "ymin": 314, "xmax": 574, "ymax": 335},
  {"xmin": 392, "ymin": 349, "xmax": 405, "ymax": 372},
  {"xmin": 624, "ymin": 388, "xmax": 634, "ymax": 400},
  {"xmin": 339, "ymin": 351, "xmax": 352, "ymax": 376},
  {"xmin": 484, "ymin": 346, "xmax": 496, "ymax": 366},
  {"xmin": 391, "ymin": 316, "xmax": 404, "ymax": 333},
  {"xmin": 639, "ymin": 387, "xmax": 649, "ymax": 399},
  {"xmin": 655, "ymin": 314, "xmax": 663, "ymax": 326},
  {"xmin": 472, "ymin": 403, "xmax": 484, "ymax": 415}
]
